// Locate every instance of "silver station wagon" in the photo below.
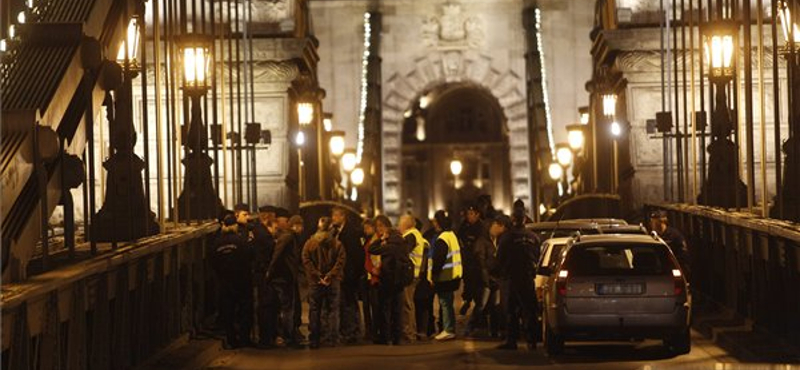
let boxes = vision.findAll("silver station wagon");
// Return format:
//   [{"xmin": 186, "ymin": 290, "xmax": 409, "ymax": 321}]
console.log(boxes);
[{"xmin": 540, "ymin": 234, "xmax": 691, "ymax": 356}]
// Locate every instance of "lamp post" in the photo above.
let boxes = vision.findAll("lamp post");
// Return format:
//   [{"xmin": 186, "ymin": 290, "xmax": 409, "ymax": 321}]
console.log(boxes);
[
  {"xmin": 329, "ymin": 130, "xmax": 345, "ymax": 158},
  {"xmin": 94, "ymin": 16, "xmax": 158, "ymax": 241},
  {"xmin": 556, "ymin": 143, "xmax": 574, "ymax": 194},
  {"xmin": 296, "ymin": 129, "xmax": 306, "ymax": 201},
  {"xmin": 341, "ymin": 148, "xmax": 357, "ymax": 198},
  {"xmin": 776, "ymin": 1, "xmax": 800, "ymax": 221},
  {"xmin": 350, "ymin": 167, "xmax": 365, "ymax": 201},
  {"xmin": 328, "ymin": 130, "xmax": 345, "ymax": 199},
  {"xmin": 697, "ymin": 21, "xmax": 747, "ymax": 208},
  {"xmin": 176, "ymin": 34, "xmax": 220, "ymax": 220},
  {"xmin": 566, "ymin": 123, "xmax": 587, "ymax": 194},
  {"xmin": 609, "ymin": 121, "xmax": 623, "ymax": 193}
]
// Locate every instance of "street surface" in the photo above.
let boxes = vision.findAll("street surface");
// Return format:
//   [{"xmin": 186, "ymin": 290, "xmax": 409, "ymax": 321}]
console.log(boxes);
[{"xmin": 206, "ymin": 330, "xmax": 746, "ymax": 370}]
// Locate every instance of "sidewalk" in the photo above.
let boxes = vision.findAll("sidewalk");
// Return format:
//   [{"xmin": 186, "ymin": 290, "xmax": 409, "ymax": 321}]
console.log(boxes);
[{"xmin": 692, "ymin": 295, "xmax": 800, "ymax": 364}]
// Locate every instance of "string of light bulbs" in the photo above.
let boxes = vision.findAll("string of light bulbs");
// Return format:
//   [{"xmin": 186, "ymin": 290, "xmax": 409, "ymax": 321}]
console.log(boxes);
[
  {"xmin": 356, "ymin": 12, "xmax": 372, "ymax": 164},
  {"xmin": 535, "ymin": 8, "xmax": 556, "ymax": 157}
]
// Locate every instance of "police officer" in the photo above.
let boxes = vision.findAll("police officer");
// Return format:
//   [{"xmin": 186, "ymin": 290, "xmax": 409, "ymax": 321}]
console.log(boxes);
[
  {"xmin": 496, "ymin": 200, "xmax": 540, "ymax": 350},
  {"xmin": 211, "ymin": 214, "xmax": 254, "ymax": 349},
  {"xmin": 650, "ymin": 210, "xmax": 690, "ymax": 276},
  {"xmin": 457, "ymin": 204, "xmax": 484, "ymax": 316}
]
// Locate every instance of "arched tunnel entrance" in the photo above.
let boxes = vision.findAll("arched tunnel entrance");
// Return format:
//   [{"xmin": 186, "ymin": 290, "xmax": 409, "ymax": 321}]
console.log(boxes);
[{"xmin": 400, "ymin": 83, "xmax": 512, "ymax": 221}]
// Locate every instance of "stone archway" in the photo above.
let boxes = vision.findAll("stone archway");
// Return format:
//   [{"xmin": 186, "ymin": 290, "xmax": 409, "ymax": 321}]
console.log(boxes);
[{"xmin": 382, "ymin": 50, "xmax": 531, "ymax": 218}]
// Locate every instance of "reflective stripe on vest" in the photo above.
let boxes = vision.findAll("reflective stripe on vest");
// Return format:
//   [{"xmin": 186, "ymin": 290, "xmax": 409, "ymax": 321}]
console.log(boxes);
[
  {"xmin": 403, "ymin": 228, "xmax": 428, "ymax": 278},
  {"xmin": 431, "ymin": 231, "xmax": 463, "ymax": 282}
]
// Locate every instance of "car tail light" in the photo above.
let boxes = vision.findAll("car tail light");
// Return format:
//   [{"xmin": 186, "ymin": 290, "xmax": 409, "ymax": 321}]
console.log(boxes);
[
  {"xmin": 557, "ymin": 270, "xmax": 569, "ymax": 296},
  {"xmin": 672, "ymin": 269, "xmax": 684, "ymax": 296}
]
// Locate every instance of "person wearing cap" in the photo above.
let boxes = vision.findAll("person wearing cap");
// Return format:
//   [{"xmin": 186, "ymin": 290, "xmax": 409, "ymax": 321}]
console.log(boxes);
[
  {"xmin": 429, "ymin": 210, "xmax": 463, "ymax": 341},
  {"xmin": 211, "ymin": 214, "xmax": 254, "ymax": 349},
  {"xmin": 302, "ymin": 218, "xmax": 346, "ymax": 349},
  {"xmin": 263, "ymin": 210, "xmax": 304, "ymax": 348},
  {"xmin": 234, "ymin": 203, "xmax": 255, "ymax": 240},
  {"xmin": 649, "ymin": 210, "xmax": 689, "ymax": 275},
  {"xmin": 465, "ymin": 214, "xmax": 505, "ymax": 338},
  {"xmin": 495, "ymin": 200, "xmax": 540, "ymax": 350},
  {"xmin": 456, "ymin": 203, "xmax": 484, "ymax": 316},
  {"xmin": 331, "ymin": 206, "xmax": 365, "ymax": 344}
]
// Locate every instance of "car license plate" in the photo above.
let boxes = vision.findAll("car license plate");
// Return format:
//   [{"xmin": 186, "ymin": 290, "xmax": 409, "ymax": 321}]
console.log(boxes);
[{"xmin": 596, "ymin": 283, "xmax": 644, "ymax": 295}]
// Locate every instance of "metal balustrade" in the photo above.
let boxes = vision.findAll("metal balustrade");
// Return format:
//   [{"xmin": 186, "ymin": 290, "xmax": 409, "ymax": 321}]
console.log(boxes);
[
  {"xmin": 647, "ymin": 203, "xmax": 800, "ymax": 348},
  {"xmin": 0, "ymin": 222, "xmax": 219, "ymax": 370}
]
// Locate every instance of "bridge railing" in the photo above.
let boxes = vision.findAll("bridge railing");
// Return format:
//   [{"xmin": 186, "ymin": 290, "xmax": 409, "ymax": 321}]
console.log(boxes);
[
  {"xmin": 0, "ymin": 222, "xmax": 219, "ymax": 370},
  {"xmin": 647, "ymin": 204, "xmax": 800, "ymax": 347}
]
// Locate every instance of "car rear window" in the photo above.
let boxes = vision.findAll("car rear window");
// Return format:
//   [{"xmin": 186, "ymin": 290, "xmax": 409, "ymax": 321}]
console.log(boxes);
[
  {"xmin": 540, "ymin": 244, "xmax": 565, "ymax": 267},
  {"xmin": 562, "ymin": 243, "xmax": 675, "ymax": 276}
]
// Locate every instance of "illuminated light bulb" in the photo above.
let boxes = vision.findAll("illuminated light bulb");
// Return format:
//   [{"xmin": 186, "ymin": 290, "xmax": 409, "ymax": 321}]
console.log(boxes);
[
  {"xmin": 548, "ymin": 162, "xmax": 563, "ymax": 180},
  {"xmin": 450, "ymin": 160, "xmax": 463, "ymax": 176}
]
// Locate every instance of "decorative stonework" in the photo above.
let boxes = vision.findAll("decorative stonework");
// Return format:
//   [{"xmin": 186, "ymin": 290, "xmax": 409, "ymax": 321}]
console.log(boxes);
[
  {"xmin": 422, "ymin": 3, "xmax": 484, "ymax": 50},
  {"xmin": 253, "ymin": 60, "xmax": 300, "ymax": 82},
  {"xmin": 382, "ymin": 51, "xmax": 529, "ymax": 218},
  {"xmin": 252, "ymin": 0, "xmax": 294, "ymax": 23}
]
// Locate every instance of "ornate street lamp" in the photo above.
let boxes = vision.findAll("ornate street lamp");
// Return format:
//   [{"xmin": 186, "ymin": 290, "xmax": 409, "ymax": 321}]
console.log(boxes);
[
  {"xmin": 323, "ymin": 113, "xmax": 333, "ymax": 132},
  {"xmin": 602, "ymin": 94, "xmax": 617, "ymax": 117},
  {"xmin": 329, "ymin": 130, "xmax": 345, "ymax": 158},
  {"xmin": 93, "ymin": 14, "xmax": 158, "ymax": 241},
  {"xmin": 698, "ymin": 20, "xmax": 747, "ymax": 208},
  {"xmin": 555, "ymin": 144, "xmax": 573, "ymax": 168},
  {"xmin": 567, "ymin": 124, "xmax": 585, "ymax": 152},
  {"xmin": 548, "ymin": 162, "xmax": 563, "ymax": 181},
  {"xmin": 297, "ymin": 102, "xmax": 314, "ymax": 126},
  {"xmin": 342, "ymin": 149, "xmax": 357, "ymax": 173},
  {"xmin": 449, "ymin": 159, "xmax": 463, "ymax": 176},
  {"xmin": 776, "ymin": 1, "xmax": 800, "ymax": 221},
  {"xmin": 579, "ymin": 106, "xmax": 590, "ymax": 125},
  {"xmin": 351, "ymin": 167, "xmax": 365, "ymax": 186},
  {"xmin": 176, "ymin": 34, "xmax": 220, "ymax": 220}
]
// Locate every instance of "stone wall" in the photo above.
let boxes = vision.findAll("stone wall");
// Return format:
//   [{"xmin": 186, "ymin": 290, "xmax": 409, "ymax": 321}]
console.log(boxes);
[{"xmin": 311, "ymin": 0, "xmax": 594, "ymax": 217}]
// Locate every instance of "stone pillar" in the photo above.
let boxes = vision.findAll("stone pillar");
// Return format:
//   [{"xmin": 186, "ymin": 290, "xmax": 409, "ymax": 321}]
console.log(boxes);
[
  {"xmin": 248, "ymin": 0, "xmax": 321, "ymax": 211},
  {"xmin": 361, "ymin": 11, "xmax": 382, "ymax": 217},
  {"xmin": 522, "ymin": 3, "xmax": 549, "ymax": 220}
]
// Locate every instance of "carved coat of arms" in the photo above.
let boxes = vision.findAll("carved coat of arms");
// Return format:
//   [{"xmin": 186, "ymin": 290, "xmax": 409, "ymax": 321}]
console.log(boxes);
[
  {"xmin": 422, "ymin": 3, "xmax": 484, "ymax": 50},
  {"xmin": 253, "ymin": 0, "xmax": 292, "ymax": 23}
]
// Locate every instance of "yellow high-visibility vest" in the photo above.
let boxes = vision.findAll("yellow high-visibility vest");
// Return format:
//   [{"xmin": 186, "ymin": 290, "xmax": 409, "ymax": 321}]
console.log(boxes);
[
  {"xmin": 430, "ymin": 231, "xmax": 463, "ymax": 282},
  {"xmin": 403, "ymin": 228, "xmax": 429, "ymax": 279}
]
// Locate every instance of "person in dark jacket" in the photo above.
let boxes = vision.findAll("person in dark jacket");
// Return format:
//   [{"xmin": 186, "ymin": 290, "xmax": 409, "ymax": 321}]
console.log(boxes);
[
  {"xmin": 465, "ymin": 218, "xmax": 502, "ymax": 338},
  {"xmin": 496, "ymin": 200, "xmax": 540, "ymax": 350},
  {"xmin": 264, "ymin": 215, "xmax": 303, "ymax": 348},
  {"xmin": 431, "ymin": 210, "xmax": 462, "ymax": 341},
  {"xmin": 368, "ymin": 215, "xmax": 409, "ymax": 345},
  {"xmin": 456, "ymin": 204, "xmax": 484, "ymax": 316},
  {"xmin": 649, "ymin": 210, "xmax": 690, "ymax": 276},
  {"xmin": 252, "ymin": 205, "xmax": 277, "ymax": 347},
  {"xmin": 302, "ymin": 218, "xmax": 346, "ymax": 349},
  {"xmin": 211, "ymin": 214, "xmax": 254, "ymax": 349},
  {"xmin": 331, "ymin": 207, "xmax": 365, "ymax": 344},
  {"xmin": 362, "ymin": 218, "xmax": 381, "ymax": 341}
]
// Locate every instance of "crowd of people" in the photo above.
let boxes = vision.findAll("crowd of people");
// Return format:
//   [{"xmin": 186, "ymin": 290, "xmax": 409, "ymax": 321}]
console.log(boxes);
[{"xmin": 209, "ymin": 196, "xmax": 543, "ymax": 351}]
